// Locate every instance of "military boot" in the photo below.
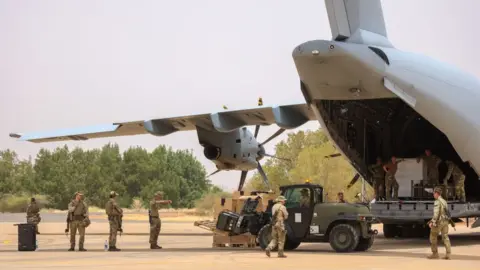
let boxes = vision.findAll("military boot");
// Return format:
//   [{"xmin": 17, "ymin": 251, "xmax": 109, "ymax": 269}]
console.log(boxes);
[
  {"xmin": 79, "ymin": 245, "xmax": 87, "ymax": 251},
  {"xmin": 150, "ymin": 244, "xmax": 162, "ymax": 249},
  {"xmin": 427, "ymin": 253, "xmax": 439, "ymax": 259},
  {"xmin": 68, "ymin": 244, "xmax": 74, "ymax": 251},
  {"xmin": 265, "ymin": 248, "xmax": 271, "ymax": 257},
  {"xmin": 443, "ymin": 253, "xmax": 451, "ymax": 260},
  {"xmin": 278, "ymin": 250, "xmax": 287, "ymax": 258}
]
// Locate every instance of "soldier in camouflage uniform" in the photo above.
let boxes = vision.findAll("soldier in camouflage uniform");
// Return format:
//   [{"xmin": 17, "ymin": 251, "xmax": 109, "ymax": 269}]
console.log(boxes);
[
  {"xmin": 368, "ymin": 157, "xmax": 385, "ymax": 200},
  {"xmin": 67, "ymin": 192, "xmax": 89, "ymax": 251},
  {"xmin": 443, "ymin": 160, "xmax": 466, "ymax": 202},
  {"xmin": 265, "ymin": 195, "xmax": 288, "ymax": 258},
  {"xmin": 383, "ymin": 156, "xmax": 404, "ymax": 200},
  {"xmin": 427, "ymin": 187, "xmax": 451, "ymax": 260},
  {"xmin": 105, "ymin": 191, "xmax": 123, "ymax": 251},
  {"xmin": 149, "ymin": 191, "xmax": 172, "ymax": 249},
  {"xmin": 417, "ymin": 149, "xmax": 442, "ymax": 186},
  {"xmin": 26, "ymin": 198, "xmax": 41, "ymax": 234}
]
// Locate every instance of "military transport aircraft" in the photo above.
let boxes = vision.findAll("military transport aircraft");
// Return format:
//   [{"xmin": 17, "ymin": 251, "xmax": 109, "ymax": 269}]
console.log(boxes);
[{"xmin": 9, "ymin": 0, "xmax": 480, "ymax": 199}]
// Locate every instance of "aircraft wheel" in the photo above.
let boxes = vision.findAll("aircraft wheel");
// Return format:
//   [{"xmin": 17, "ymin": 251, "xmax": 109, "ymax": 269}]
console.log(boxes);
[
  {"xmin": 329, "ymin": 223, "xmax": 360, "ymax": 253},
  {"xmin": 355, "ymin": 236, "xmax": 374, "ymax": 251}
]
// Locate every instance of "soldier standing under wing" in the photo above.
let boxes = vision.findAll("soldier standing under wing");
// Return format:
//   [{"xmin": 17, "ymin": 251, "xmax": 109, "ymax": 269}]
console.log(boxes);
[
  {"xmin": 368, "ymin": 157, "xmax": 385, "ymax": 200},
  {"xmin": 105, "ymin": 191, "xmax": 122, "ymax": 251},
  {"xmin": 26, "ymin": 197, "xmax": 41, "ymax": 234},
  {"xmin": 427, "ymin": 187, "xmax": 451, "ymax": 260},
  {"xmin": 265, "ymin": 196, "xmax": 288, "ymax": 258},
  {"xmin": 149, "ymin": 191, "xmax": 172, "ymax": 249},
  {"xmin": 68, "ymin": 192, "xmax": 89, "ymax": 251},
  {"xmin": 417, "ymin": 149, "xmax": 442, "ymax": 186},
  {"xmin": 443, "ymin": 160, "xmax": 466, "ymax": 202}
]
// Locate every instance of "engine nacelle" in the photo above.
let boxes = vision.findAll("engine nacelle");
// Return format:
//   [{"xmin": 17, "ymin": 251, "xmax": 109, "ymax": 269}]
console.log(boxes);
[{"xmin": 203, "ymin": 146, "xmax": 221, "ymax": 160}]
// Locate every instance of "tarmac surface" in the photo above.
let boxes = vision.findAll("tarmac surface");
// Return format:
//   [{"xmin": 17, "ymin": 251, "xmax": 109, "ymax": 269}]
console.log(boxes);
[{"xmin": 1, "ymin": 213, "xmax": 480, "ymax": 270}]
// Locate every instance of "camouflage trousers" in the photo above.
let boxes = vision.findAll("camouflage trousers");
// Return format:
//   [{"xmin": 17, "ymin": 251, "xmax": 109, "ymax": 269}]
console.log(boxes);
[
  {"xmin": 427, "ymin": 171, "xmax": 439, "ymax": 186},
  {"xmin": 454, "ymin": 174, "xmax": 466, "ymax": 202},
  {"xmin": 27, "ymin": 215, "xmax": 40, "ymax": 233},
  {"xmin": 69, "ymin": 220, "xmax": 86, "ymax": 248},
  {"xmin": 385, "ymin": 174, "xmax": 399, "ymax": 200},
  {"xmin": 109, "ymin": 218, "xmax": 120, "ymax": 247},
  {"xmin": 149, "ymin": 217, "xmax": 161, "ymax": 244},
  {"xmin": 373, "ymin": 177, "xmax": 385, "ymax": 199},
  {"xmin": 266, "ymin": 223, "xmax": 286, "ymax": 256},
  {"xmin": 430, "ymin": 220, "xmax": 451, "ymax": 255}
]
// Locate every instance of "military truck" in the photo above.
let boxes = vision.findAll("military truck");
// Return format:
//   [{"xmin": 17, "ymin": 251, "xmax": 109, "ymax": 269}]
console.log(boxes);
[{"xmin": 256, "ymin": 183, "xmax": 377, "ymax": 252}]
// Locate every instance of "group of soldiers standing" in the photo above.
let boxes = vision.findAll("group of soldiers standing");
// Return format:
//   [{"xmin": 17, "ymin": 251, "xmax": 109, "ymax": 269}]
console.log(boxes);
[
  {"xmin": 25, "ymin": 190, "xmax": 172, "ymax": 251},
  {"xmin": 368, "ymin": 149, "xmax": 466, "ymax": 202}
]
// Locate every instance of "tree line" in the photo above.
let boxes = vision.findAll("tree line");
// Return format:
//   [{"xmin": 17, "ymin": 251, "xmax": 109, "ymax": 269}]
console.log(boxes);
[{"xmin": 0, "ymin": 143, "xmax": 212, "ymax": 210}]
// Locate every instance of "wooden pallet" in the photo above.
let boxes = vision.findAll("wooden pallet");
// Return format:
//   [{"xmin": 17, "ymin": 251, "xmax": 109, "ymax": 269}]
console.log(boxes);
[{"xmin": 212, "ymin": 233, "xmax": 257, "ymax": 248}]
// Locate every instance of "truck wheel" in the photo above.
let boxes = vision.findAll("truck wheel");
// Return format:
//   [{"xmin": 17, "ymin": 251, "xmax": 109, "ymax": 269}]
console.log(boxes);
[
  {"xmin": 354, "ymin": 236, "xmax": 374, "ymax": 251},
  {"xmin": 328, "ymin": 224, "xmax": 360, "ymax": 253},
  {"xmin": 284, "ymin": 238, "xmax": 301, "ymax": 250},
  {"xmin": 257, "ymin": 224, "xmax": 277, "ymax": 251}
]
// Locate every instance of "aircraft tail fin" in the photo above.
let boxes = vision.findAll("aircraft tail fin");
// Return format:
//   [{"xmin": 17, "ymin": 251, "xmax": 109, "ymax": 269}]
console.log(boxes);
[{"xmin": 324, "ymin": 0, "xmax": 393, "ymax": 48}]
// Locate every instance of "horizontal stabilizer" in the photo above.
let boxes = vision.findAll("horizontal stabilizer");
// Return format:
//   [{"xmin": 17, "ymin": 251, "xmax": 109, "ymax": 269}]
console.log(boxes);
[{"xmin": 10, "ymin": 103, "xmax": 316, "ymax": 143}]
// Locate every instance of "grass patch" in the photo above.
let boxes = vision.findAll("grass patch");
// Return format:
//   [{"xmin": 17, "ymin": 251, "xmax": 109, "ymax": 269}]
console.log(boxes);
[{"xmin": 0, "ymin": 194, "xmax": 49, "ymax": 213}]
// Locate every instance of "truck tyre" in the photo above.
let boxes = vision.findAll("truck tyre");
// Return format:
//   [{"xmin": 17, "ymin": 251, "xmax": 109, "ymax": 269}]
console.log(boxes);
[
  {"xmin": 354, "ymin": 236, "xmax": 374, "ymax": 251},
  {"xmin": 257, "ymin": 224, "xmax": 300, "ymax": 251},
  {"xmin": 328, "ymin": 223, "xmax": 360, "ymax": 253},
  {"xmin": 383, "ymin": 224, "xmax": 398, "ymax": 238}
]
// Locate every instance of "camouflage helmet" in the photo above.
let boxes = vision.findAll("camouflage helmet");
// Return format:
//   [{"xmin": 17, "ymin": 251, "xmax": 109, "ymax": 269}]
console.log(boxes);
[
  {"xmin": 301, "ymin": 188, "xmax": 309, "ymax": 194},
  {"xmin": 82, "ymin": 217, "xmax": 91, "ymax": 228},
  {"xmin": 434, "ymin": 187, "xmax": 443, "ymax": 194},
  {"xmin": 110, "ymin": 191, "xmax": 118, "ymax": 197},
  {"xmin": 154, "ymin": 191, "xmax": 164, "ymax": 197},
  {"xmin": 275, "ymin": 195, "xmax": 287, "ymax": 202},
  {"xmin": 74, "ymin": 191, "xmax": 84, "ymax": 197}
]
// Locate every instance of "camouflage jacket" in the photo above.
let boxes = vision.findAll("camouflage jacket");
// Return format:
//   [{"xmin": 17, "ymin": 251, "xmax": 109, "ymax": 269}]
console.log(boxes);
[
  {"xmin": 368, "ymin": 164, "xmax": 384, "ymax": 179},
  {"xmin": 418, "ymin": 154, "xmax": 442, "ymax": 170},
  {"xmin": 431, "ymin": 196, "xmax": 448, "ymax": 225},
  {"xmin": 105, "ymin": 198, "xmax": 123, "ymax": 216},
  {"xmin": 444, "ymin": 161, "xmax": 464, "ymax": 181},
  {"xmin": 271, "ymin": 203, "xmax": 288, "ymax": 229},
  {"xmin": 26, "ymin": 202, "xmax": 40, "ymax": 218},
  {"xmin": 68, "ymin": 200, "xmax": 88, "ymax": 217}
]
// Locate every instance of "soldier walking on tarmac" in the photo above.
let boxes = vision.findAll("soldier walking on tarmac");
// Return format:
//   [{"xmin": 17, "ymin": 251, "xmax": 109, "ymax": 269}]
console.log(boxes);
[
  {"xmin": 428, "ymin": 187, "xmax": 452, "ymax": 259},
  {"xmin": 265, "ymin": 196, "xmax": 288, "ymax": 258},
  {"xmin": 105, "ymin": 191, "xmax": 123, "ymax": 251},
  {"xmin": 149, "ymin": 191, "xmax": 172, "ymax": 249},
  {"xmin": 26, "ymin": 197, "xmax": 41, "ymax": 234},
  {"xmin": 67, "ymin": 192, "xmax": 89, "ymax": 251}
]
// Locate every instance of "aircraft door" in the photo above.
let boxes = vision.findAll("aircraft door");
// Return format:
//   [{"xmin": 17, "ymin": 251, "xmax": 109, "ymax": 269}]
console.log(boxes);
[{"xmin": 283, "ymin": 186, "xmax": 314, "ymax": 239}]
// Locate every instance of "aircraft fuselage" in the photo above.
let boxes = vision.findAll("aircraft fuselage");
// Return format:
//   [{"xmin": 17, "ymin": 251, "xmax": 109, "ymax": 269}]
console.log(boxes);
[{"xmin": 293, "ymin": 39, "xmax": 480, "ymax": 198}]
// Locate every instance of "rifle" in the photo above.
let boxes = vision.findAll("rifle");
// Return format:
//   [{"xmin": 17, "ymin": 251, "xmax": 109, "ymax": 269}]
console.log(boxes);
[
  {"xmin": 148, "ymin": 209, "xmax": 152, "ymax": 225},
  {"xmin": 117, "ymin": 215, "xmax": 123, "ymax": 236},
  {"xmin": 443, "ymin": 202, "xmax": 456, "ymax": 231},
  {"xmin": 65, "ymin": 212, "xmax": 71, "ymax": 235}
]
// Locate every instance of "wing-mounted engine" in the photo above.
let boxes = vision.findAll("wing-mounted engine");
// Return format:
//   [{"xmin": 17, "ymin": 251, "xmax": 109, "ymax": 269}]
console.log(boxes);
[{"xmin": 203, "ymin": 146, "xmax": 221, "ymax": 160}]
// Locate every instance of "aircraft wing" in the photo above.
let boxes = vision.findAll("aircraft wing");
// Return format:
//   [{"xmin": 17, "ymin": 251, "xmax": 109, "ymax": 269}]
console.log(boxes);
[{"xmin": 9, "ymin": 103, "xmax": 316, "ymax": 143}]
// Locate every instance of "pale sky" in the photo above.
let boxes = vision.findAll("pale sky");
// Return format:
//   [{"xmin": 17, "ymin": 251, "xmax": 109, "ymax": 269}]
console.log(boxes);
[{"xmin": 1, "ymin": 0, "xmax": 480, "ymax": 191}]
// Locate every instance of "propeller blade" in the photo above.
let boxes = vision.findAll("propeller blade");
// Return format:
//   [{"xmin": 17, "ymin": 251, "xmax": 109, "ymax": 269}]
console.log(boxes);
[
  {"xmin": 346, "ymin": 173, "xmax": 361, "ymax": 189},
  {"xmin": 263, "ymin": 153, "xmax": 291, "ymax": 162},
  {"xmin": 238, "ymin": 171, "xmax": 249, "ymax": 191},
  {"xmin": 254, "ymin": 125, "xmax": 260, "ymax": 138},
  {"xmin": 257, "ymin": 163, "xmax": 271, "ymax": 190},
  {"xmin": 260, "ymin": 128, "xmax": 285, "ymax": 146},
  {"xmin": 325, "ymin": 153, "xmax": 342, "ymax": 158},
  {"xmin": 207, "ymin": 170, "xmax": 221, "ymax": 178}
]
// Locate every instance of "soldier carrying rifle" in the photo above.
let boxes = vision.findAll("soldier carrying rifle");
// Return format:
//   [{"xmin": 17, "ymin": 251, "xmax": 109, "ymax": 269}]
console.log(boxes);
[{"xmin": 105, "ymin": 191, "xmax": 123, "ymax": 251}]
